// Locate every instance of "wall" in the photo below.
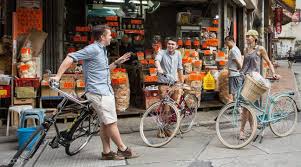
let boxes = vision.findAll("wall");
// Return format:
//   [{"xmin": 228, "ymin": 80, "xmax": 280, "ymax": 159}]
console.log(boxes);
[{"xmin": 276, "ymin": 38, "xmax": 295, "ymax": 58}]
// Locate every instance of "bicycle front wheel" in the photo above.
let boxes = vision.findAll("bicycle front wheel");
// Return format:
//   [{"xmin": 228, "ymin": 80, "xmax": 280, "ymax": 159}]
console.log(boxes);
[
  {"xmin": 6, "ymin": 126, "xmax": 45, "ymax": 167},
  {"xmin": 180, "ymin": 93, "xmax": 198, "ymax": 133},
  {"xmin": 269, "ymin": 96, "xmax": 298, "ymax": 137},
  {"xmin": 216, "ymin": 102, "xmax": 257, "ymax": 149},
  {"xmin": 65, "ymin": 113, "xmax": 99, "ymax": 156},
  {"xmin": 140, "ymin": 101, "xmax": 181, "ymax": 147}
]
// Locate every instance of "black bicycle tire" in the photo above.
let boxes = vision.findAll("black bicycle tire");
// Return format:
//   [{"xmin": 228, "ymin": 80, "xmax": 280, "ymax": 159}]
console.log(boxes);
[
  {"xmin": 6, "ymin": 126, "xmax": 45, "ymax": 167},
  {"xmin": 65, "ymin": 112, "xmax": 96, "ymax": 156}
]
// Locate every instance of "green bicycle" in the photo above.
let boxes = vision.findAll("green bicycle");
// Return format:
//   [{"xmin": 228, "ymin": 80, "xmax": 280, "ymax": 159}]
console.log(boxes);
[{"xmin": 216, "ymin": 74, "xmax": 298, "ymax": 149}]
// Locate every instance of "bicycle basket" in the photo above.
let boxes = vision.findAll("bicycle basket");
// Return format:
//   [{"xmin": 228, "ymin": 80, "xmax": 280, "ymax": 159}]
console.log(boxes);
[{"xmin": 241, "ymin": 75, "xmax": 269, "ymax": 102}]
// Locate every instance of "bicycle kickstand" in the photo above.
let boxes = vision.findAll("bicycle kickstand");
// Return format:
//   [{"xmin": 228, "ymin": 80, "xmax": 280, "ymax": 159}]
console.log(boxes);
[
  {"xmin": 178, "ymin": 130, "xmax": 184, "ymax": 139},
  {"xmin": 253, "ymin": 126, "xmax": 266, "ymax": 143}
]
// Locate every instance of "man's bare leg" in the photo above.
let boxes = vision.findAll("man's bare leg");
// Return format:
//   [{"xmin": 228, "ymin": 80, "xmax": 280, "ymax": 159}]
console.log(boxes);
[
  {"xmin": 100, "ymin": 124, "xmax": 111, "ymax": 154},
  {"xmin": 103, "ymin": 122, "xmax": 127, "ymax": 151}
]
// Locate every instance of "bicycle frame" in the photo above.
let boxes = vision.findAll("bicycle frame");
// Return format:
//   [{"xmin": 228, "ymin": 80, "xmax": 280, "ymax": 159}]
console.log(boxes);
[
  {"xmin": 161, "ymin": 85, "xmax": 189, "ymax": 114},
  {"xmin": 233, "ymin": 79, "xmax": 295, "ymax": 125}
]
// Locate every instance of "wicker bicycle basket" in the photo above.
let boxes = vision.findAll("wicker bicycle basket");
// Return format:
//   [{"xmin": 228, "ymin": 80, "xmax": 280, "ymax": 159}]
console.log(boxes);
[{"xmin": 241, "ymin": 75, "xmax": 269, "ymax": 102}]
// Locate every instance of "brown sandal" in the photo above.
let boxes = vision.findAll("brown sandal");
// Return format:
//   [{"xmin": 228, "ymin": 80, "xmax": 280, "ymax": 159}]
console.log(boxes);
[
  {"xmin": 101, "ymin": 151, "xmax": 125, "ymax": 160},
  {"xmin": 117, "ymin": 147, "xmax": 139, "ymax": 159}
]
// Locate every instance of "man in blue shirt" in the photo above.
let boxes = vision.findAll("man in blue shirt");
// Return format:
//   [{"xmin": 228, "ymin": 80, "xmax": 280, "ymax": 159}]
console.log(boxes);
[{"xmin": 51, "ymin": 25, "xmax": 138, "ymax": 160}]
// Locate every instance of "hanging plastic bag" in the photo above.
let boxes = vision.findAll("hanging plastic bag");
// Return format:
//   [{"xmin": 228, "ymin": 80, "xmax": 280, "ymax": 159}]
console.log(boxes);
[{"xmin": 203, "ymin": 72, "xmax": 216, "ymax": 90}]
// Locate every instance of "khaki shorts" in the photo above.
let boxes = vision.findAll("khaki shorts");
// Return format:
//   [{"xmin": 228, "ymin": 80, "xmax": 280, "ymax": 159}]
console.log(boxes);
[{"xmin": 86, "ymin": 93, "xmax": 117, "ymax": 125}]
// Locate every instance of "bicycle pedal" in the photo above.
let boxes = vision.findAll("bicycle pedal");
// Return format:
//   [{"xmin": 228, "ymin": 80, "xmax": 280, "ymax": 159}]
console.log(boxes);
[
  {"xmin": 49, "ymin": 142, "xmax": 59, "ymax": 149},
  {"xmin": 58, "ymin": 138, "xmax": 70, "ymax": 147},
  {"xmin": 49, "ymin": 137, "xmax": 59, "ymax": 149}
]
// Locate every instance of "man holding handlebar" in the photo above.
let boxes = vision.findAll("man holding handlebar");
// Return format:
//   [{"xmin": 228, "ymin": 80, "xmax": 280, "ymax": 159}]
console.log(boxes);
[
  {"xmin": 155, "ymin": 37, "xmax": 185, "ymax": 138},
  {"xmin": 50, "ymin": 25, "xmax": 138, "ymax": 160}
]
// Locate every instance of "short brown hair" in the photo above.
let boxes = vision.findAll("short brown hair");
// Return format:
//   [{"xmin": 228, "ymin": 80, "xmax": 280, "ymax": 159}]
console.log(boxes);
[
  {"xmin": 92, "ymin": 25, "xmax": 110, "ymax": 39},
  {"xmin": 225, "ymin": 36, "xmax": 234, "ymax": 42}
]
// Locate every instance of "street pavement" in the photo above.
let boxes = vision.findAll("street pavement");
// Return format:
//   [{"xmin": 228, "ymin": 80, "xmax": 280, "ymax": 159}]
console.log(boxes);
[
  {"xmin": 2, "ymin": 117, "xmax": 301, "ymax": 167},
  {"xmin": 0, "ymin": 60, "xmax": 301, "ymax": 167}
]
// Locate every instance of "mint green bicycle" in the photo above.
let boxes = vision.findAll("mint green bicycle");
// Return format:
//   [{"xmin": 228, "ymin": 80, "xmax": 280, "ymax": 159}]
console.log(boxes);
[{"xmin": 216, "ymin": 74, "xmax": 298, "ymax": 149}]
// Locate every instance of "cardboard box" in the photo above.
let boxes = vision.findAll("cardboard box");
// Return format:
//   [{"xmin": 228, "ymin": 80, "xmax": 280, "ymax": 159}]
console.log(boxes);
[
  {"xmin": 76, "ymin": 88, "xmax": 85, "ymax": 97},
  {"xmin": 41, "ymin": 86, "xmax": 58, "ymax": 96},
  {"xmin": 15, "ymin": 87, "xmax": 36, "ymax": 98},
  {"xmin": 60, "ymin": 79, "xmax": 75, "ymax": 89},
  {"xmin": 76, "ymin": 79, "xmax": 85, "ymax": 88},
  {"xmin": 60, "ymin": 88, "xmax": 76, "ymax": 96},
  {"xmin": 144, "ymin": 90, "xmax": 160, "ymax": 109},
  {"xmin": 13, "ymin": 97, "xmax": 35, "ymax": 106}
]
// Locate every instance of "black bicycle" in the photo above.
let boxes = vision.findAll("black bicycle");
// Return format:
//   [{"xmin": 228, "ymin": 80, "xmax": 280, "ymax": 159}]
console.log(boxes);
[{"xmin": 1, "ymin": 75, "xmax": 99, "ymax": 167}]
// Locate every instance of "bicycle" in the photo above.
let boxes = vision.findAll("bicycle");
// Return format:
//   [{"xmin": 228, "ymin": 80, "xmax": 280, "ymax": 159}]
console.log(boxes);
[
  {"xmin": 216, "ymin": 73, "xmax": 298, "ymax": 149},
  {"xmin": 1, "ymin": 73, "xmax": 99, "ymax": 167},
  {"xmin": 139, "ymin": 82, "xmax": 199, "ymax": 148}
]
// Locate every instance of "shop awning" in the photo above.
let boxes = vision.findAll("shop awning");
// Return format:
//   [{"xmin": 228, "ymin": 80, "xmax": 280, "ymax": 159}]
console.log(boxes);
[
  {"xmin": 276, "ymin": 0, "xmax": 296, "ymax": 13},
  {"xmin": 283, "ymin": 8, "xmax": 301, "ymax": 22}
]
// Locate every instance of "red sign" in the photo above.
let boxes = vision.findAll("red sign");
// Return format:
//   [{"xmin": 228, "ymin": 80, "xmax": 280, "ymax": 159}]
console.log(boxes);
[{"xmin": 274, "ymin": 7, "xmax": 283, "ymax": 34}]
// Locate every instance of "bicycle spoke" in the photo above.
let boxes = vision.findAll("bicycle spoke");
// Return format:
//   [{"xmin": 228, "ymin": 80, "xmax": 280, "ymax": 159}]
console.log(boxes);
[
  {"xmin": 216, "ymin": 103, "xmax": 257, "ymax": 149},
  {"xmin": 269, "ymin": 96, "xmax": 297, "ymax": 137},
  {"xmin": 140, "ymin": 102, "xmax": 180, "ymax": 147}
]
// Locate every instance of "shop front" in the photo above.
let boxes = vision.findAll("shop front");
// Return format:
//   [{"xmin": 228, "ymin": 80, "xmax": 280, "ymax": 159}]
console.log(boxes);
[{"xmin": 0, "ymin": 0, "xmax": 256, "ymax": 136}]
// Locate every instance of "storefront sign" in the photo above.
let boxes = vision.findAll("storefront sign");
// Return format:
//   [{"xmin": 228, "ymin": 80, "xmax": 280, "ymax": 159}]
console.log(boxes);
[{"xmin": 274, "ymin": 7, "xmax": 283, "ymax": 34}]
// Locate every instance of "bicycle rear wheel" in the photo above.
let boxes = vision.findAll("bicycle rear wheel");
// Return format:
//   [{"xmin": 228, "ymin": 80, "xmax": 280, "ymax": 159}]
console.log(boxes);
[
  {"xmin": 65, "ymin": 112, "xmax": 99, "ymax": 156},
  {"xmin": 140, "ymin": 101, "xmax": 180, "ymax": 147},
  {"xmin": 216, "ymin": 102, "xmax": 257, "ymax": 149},
  {"xmin": 5, "ymin": 126, "xmax": 45, "ymax": 167},
  {"xmin": 269, "ymin": 96, "xmax": 298, "ymax": 137},
  {"xmin": 180, "ymin": 93, "xmax": 198, "ymax": 133}
]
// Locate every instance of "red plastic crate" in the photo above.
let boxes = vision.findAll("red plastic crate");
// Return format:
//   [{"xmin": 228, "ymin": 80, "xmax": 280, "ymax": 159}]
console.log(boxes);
[
  {"xmin": 0, "ymin": 85, "xmax": 11, "ymax": 98},
  {"xmin": 15, "ymin": 78, "xmax": 40, "ymax": 88}
]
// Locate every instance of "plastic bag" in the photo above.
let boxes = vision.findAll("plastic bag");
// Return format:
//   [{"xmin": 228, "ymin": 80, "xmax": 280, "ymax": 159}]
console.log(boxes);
[
  {"xmin": 250, "ymin": 72, "xmax": 271, "ymax": 88},
  {"xmin": 218, "ymin": 69, "xmax": 233, "ymax": 104},
  {"xmin": 111, "ymin": 68, "xmax": 130, "ymax": 112},
  {"xmin": 17, "ymin": 61, "xmax": 37, "ymax": 78},
  {"xmin": 203, "ymin": 72, "xmax": 216, "ymax": 90},
  {"xmin": 20, "ymin": 47, "xmax": 32, "ymax": 62}
]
